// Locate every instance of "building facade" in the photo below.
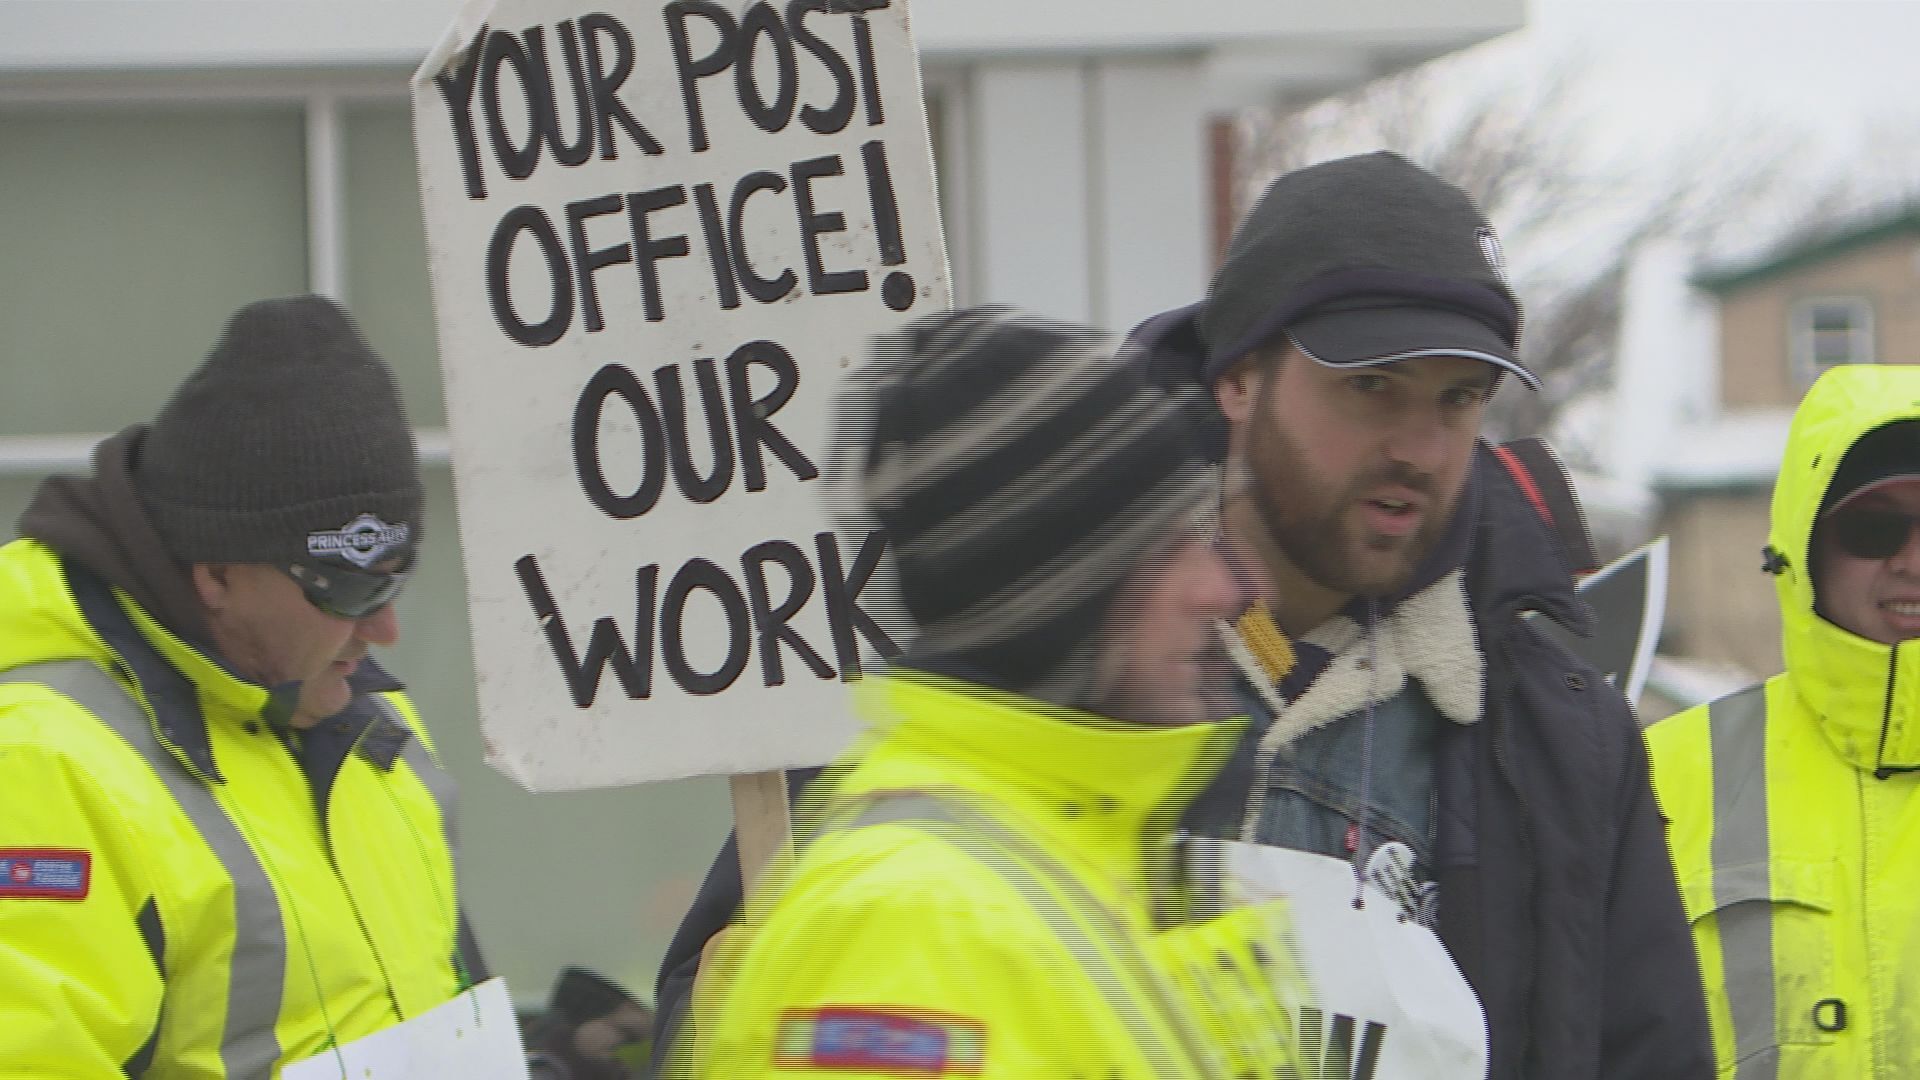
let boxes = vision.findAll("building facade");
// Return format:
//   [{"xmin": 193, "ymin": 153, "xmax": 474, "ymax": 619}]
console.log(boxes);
[
  {"xmin": 1639, "ymin": 211, "xmax": 1920, "ymax": 719},
  {"xmin": 0, "ymin": 0, "xmax": 1524, "ymax": 1002}
]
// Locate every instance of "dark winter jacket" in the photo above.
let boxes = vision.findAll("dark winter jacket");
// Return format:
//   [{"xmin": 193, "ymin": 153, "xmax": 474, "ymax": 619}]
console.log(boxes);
[
  {"xmin": 1430, "ymin": 446, "xmax": 1711, "ymax": 1079},
  {"xmin": 647, "ymin": 449, "xmax": 1710, "ymax": 1079}
]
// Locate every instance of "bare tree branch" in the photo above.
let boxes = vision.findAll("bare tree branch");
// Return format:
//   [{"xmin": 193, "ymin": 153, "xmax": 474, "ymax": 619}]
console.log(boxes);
[{"xmin": 1229, "ymin": 44, "xmax": 1879, "ymax": 446}]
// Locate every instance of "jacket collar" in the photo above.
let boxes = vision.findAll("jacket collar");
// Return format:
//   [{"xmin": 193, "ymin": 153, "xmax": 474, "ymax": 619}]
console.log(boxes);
[
  {"xmin": 1246, "ymin": 569, "xmax": 1484, "ymax": 761},
  {"xmin": 1784, "ymin": 612, "xmax": 1920, "ymax": 774},
  {"xmin": 841, "ymin": 672, "xmax": 1242, "ymax": 842},
  {"xmin": 64, "ymin": 558, "xmax": 410, "ymax": 782}
]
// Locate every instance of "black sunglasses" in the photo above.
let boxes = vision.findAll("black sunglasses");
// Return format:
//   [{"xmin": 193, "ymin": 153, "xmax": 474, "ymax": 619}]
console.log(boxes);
[
  {"xmin": 285, "ymin": 560, "xmax": 410, "ymax": 620},
  {"xmin": 1828, "ymin": 508, "xmax": 1920, "ymax": 561}
]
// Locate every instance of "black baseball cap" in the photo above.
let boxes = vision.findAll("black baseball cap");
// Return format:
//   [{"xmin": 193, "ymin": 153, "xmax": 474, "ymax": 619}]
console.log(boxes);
[
  {"xmin": 1821, "ymin": 419, "xmax": 1920, "ymax": 517},
  {"xmin": 1137, "ymin": 151, "xmax": 1535, "ymax": 390}
]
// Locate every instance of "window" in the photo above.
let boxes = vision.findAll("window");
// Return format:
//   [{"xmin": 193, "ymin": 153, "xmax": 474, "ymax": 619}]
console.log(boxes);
[{"xmin": 1790, "ymin": 296, "xmax": 1875, "ymax": 381}]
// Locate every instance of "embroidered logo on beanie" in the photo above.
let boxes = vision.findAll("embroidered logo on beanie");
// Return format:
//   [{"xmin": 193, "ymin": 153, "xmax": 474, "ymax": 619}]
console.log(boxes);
[
  {"xmin": 306, "ymin": 513, "xmax": 413, "ymax": 569},
  {"xmin": 136, "ymin": 295, "xmax": 424, "ymax": 568}
]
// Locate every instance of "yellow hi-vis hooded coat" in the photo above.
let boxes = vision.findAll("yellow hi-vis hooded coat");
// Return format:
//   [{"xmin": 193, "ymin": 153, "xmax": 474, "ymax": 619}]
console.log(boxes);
[
  {"xmin": 1648, "ymin": 364, "xmax": 1920, "ymax": 1078},
  {"xmin": 679, "ymin": 673, "xmax": 1311, "ymax": 1079},
  {"xmin": 0, "ymin": 539, "xmax": 468, "ymax": 1077}
]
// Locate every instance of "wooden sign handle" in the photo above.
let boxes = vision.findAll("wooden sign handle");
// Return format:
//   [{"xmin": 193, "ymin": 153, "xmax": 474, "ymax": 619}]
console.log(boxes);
[{"xmin": 730, "ymin": 770, "xmax": 793, "ymax": 894}]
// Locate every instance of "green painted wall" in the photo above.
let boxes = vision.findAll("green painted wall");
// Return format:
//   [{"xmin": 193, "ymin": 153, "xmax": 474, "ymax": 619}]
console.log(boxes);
[
  {"xmin": 0, "ymin": 107, "xmax": 310, "ymax": 434},
  {"xmin": 1, "ymin": 103, "xmax": 734, "ymax": 1009}
]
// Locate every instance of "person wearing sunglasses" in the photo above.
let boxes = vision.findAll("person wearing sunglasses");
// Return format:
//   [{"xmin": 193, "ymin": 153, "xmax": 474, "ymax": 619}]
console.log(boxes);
[
  {"xmin": 0, "ymin": 295, "xmax": 488, "ymax": 1075},
  {"xmin": 1649, "ymin": 362, "xmax": 1920, "ymax": 1079}
]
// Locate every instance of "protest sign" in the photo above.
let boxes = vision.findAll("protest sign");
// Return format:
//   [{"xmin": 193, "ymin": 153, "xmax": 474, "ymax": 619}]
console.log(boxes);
[
  {"xmin": 412, "ymin": 0, "xmax": 948, "ymax": 792},
  {"xmin": 1531, "ymin": 537, "xmax": 1669, "ymax": 707}
]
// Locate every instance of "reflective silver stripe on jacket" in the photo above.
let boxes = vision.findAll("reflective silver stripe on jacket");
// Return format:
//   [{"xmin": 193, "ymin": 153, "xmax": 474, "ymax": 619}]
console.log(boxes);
[
  {"xmin": 9, "ymin": 660, "xmax": 287, "ymax": 1079},
  {"xmin": 840, "ymin": 792, "xmax": 1211, "ymax": 1079},
  {"xmin": 1708, "ymin": 685, "xmax": 1779, "ymax": 1080}
]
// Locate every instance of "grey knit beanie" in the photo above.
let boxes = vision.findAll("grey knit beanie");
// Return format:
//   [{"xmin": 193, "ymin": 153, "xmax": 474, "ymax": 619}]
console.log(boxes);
[{"xmin": 136, "ymin": 295, "xmax": 423, "ymax": 569}]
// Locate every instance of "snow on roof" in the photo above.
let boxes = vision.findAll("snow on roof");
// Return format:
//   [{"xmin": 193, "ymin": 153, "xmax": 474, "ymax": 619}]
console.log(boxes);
[
  {"xmin": 1644, "ymin": 654, "xmax": 1762, "ymax": 710},
  {"xmin": 1651, "ymin": 409, "xmax": 1795, "ymax": 491},
  {"xmin": 1564, "ymin": 465, "xmax": 1656, "ymax": 530}
]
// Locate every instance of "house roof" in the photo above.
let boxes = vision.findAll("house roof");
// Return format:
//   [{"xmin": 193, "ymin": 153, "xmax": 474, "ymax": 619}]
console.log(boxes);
[
  {"xmin": 0, "ymin": 0, "xmax": 1522, "ymax": 80},
  {"xmin": 1649, "ymin": 409, "xmax": 1795, "ymax": 494},
  {"xmin": 1693, "ymin": 205, "xmax": 1920, "ymax": 295},
  {"xmin": 1644, "ymin": 654, "xmax": 1761, "ymax": 711}
]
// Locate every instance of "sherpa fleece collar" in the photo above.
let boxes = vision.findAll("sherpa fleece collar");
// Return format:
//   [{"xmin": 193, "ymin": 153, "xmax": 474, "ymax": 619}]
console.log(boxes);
[{"xmin": 1242, "ymin": 568, "xmax": 1485, "ymax": 761}]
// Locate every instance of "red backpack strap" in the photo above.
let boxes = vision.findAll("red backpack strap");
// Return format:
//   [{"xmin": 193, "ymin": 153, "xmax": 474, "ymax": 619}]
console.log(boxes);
[{"xmin": 1492, "ymin": 437, "xmax": 1600, "ymax": 577}]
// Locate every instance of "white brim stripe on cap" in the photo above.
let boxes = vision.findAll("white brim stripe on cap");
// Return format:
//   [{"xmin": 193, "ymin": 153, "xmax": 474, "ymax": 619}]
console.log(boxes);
[{"xmin": 1289, "ymin": 333, "xmax": 1542, "ymax": 391}]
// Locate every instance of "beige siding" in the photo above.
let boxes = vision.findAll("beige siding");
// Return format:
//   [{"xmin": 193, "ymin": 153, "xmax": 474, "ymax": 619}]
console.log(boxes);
[
  {"xmin": 1658, "ymin": 491, "xmax": 1781, "ymax": 678},
  {"xmin": 1716, "ymin": 235, "xmax": 1920, "ymax": 409}
]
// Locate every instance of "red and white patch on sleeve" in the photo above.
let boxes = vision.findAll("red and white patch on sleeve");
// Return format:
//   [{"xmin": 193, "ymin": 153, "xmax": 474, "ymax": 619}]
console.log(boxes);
[
  {"xmin": 0, "ymin": 848, "xmax": 92, "ymax": 899},
  {"xmin": 775, "ymin": 1006, "xmax": 986, "ymax": 1074}
]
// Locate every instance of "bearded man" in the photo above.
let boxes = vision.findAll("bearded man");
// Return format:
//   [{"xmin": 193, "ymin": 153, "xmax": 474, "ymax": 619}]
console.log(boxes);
[{"xmin": 1137, "ymin": 151, "xmax": 1712, "ymax": 1080}]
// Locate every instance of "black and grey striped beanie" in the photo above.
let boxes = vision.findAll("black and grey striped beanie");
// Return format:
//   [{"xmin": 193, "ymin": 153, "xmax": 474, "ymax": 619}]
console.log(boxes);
[
  {"xmin": 135, "ymin": 295, "xmax": 423, "ymax": 569},
  {"xmin": 840, "ymin": 306, "xmax": 1217, "ymax": 706}
]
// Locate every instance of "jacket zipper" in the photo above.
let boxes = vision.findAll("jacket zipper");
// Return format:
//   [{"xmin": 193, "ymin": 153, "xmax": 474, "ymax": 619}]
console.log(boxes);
[
  {"xmin": 112, "ymin": 634, "xmax": 408, "ymax": 1031},
  {"xmin": 97, "ymin": 643, "xmax": 217, "ymax": 786},
  {"xmin": 1856, "ymin": 765, "xmax": 1878, "ymax": 1069},
  {"xmin": 1874, "ymin": 649, "xmax": 1907, "ymax": 780},
  {"xmin": 302, "ymin": 729, "xmax": 407, "ymax": 1022}
]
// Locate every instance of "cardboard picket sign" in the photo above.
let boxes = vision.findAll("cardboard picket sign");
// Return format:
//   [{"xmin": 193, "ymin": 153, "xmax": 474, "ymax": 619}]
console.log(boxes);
[
  {"xmin": 1529, "ymin": 537, "xmax": 1669, "ymax": 707},
  {"xmin": 411, "ymin": 0, "xmax": 949, "ymax": 795}
]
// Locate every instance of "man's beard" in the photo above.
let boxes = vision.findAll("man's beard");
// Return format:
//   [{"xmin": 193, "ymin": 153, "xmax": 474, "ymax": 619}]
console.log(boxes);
[{"xmin": 1244, "ymin": 417, "xmax": 1452, "ymax": 600}]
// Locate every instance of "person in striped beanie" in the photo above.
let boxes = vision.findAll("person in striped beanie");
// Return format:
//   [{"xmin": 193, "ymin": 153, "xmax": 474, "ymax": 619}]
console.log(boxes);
[
  {"xmin": 842, "ymin": 305, "xmax": 1229, "ymax": 717},
  {"xmin": 671, "ymin": 306, "xmax": 1311, "ymax": 1079}
]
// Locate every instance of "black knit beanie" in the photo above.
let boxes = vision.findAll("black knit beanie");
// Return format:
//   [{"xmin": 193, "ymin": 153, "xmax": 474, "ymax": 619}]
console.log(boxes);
[
  {"xmin": 842, "ymin": 306, "xmax": 1217, "ymax": 706},
  {"xmin": 136, "ymin": 295, "xmax": 423, "ymax": 569}
]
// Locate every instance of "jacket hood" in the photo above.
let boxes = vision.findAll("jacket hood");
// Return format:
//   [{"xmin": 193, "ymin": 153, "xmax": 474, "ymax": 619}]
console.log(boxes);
[
  {"xmin": 1772, "ymin": 364, "xmax": 1920, "ymax": 771},
  {"xmin": 1463, "ymin": 440, "xmax": 1589, "ymax": 631},
  {"xmin": 17, "ymin": 426, "xmax": 212, "ymax": 645},
  {"xmin": 0, "ymin": 540, "xmax": 275, "ymax": 755},
  {"xmin": 0, "ymin": 539, "xmax": 114, "ymax": 675}
]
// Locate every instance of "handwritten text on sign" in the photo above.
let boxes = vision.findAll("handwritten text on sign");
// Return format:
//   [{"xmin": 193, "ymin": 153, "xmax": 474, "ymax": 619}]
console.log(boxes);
[{"xmin": 414, "ymin": 0, "xmax": 946, "ymax": 789}]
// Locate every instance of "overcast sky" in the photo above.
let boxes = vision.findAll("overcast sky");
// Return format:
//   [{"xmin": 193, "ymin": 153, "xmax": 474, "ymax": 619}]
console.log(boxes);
[{"xmin": 1527, "ymin": 0, "xmax": 1920, "ymax": 160}]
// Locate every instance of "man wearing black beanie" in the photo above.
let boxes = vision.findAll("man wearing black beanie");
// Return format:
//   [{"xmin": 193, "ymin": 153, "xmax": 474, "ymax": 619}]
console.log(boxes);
[{"xmin": 0, "ymin": 296, "xmax": 487, "ymax": 1075}]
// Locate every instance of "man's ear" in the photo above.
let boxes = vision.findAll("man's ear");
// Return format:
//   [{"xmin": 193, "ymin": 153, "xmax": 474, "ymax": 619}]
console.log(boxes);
[
  {"xmin": 1213, "ymin": 362, "xmax": 1263, "ymax": 426},
  {"xmin": 191, "ymin": 563, "xmax": 232, "ymax": 610}
]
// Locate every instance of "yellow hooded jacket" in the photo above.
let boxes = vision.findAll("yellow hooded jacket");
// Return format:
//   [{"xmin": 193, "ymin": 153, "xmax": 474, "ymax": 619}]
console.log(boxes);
[
  {"xmin": 0, "ymin": 539, "xmax": 467, "ymax": 1077},
  {"xmin": 680, "ymin": 673, "xmax": 1310, "ymax": 1079},
  {"xmin": 1648, "ymin": 364, "xmax": 1920, "ymax": 1077}
]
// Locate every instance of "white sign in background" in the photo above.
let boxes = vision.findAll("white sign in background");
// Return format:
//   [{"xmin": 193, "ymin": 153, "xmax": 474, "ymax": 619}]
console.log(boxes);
[{"xmin": 412, "ymin": 0, "xmax": 949, "ymax": 790}]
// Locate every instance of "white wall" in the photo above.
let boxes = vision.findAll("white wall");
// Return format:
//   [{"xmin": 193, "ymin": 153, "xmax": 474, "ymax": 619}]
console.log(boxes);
[
  {"xmin": 945, "ymin": 54, "xmax": 1211, "ymax": 330},
  {"xmin": 0, "ymin": 0, "xmax": 1525, "ymax": 1010}
]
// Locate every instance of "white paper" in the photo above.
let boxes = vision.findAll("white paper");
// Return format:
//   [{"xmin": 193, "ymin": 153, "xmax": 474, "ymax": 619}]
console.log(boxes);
[
  {"xmin": 1215, "ymin": 841, "xmax": 1488, "ymax": 1080},
  {"xmin": 282, "ymin": 977, "xmax": 530, "ymax": 1080}
]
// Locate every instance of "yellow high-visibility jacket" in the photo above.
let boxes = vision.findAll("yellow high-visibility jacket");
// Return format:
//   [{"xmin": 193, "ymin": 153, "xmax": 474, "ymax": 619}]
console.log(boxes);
[
  {"xmin": 1649, "ymin": 364, "xmax": 1920, "ymax": 1077},
  {"xmin": 681, "ymin": 673, "xmax": 1309, "ymax": 1079},
  {"xmin": 0, "ymin": 539, "xmax": 468, "ymax": 1078}
]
